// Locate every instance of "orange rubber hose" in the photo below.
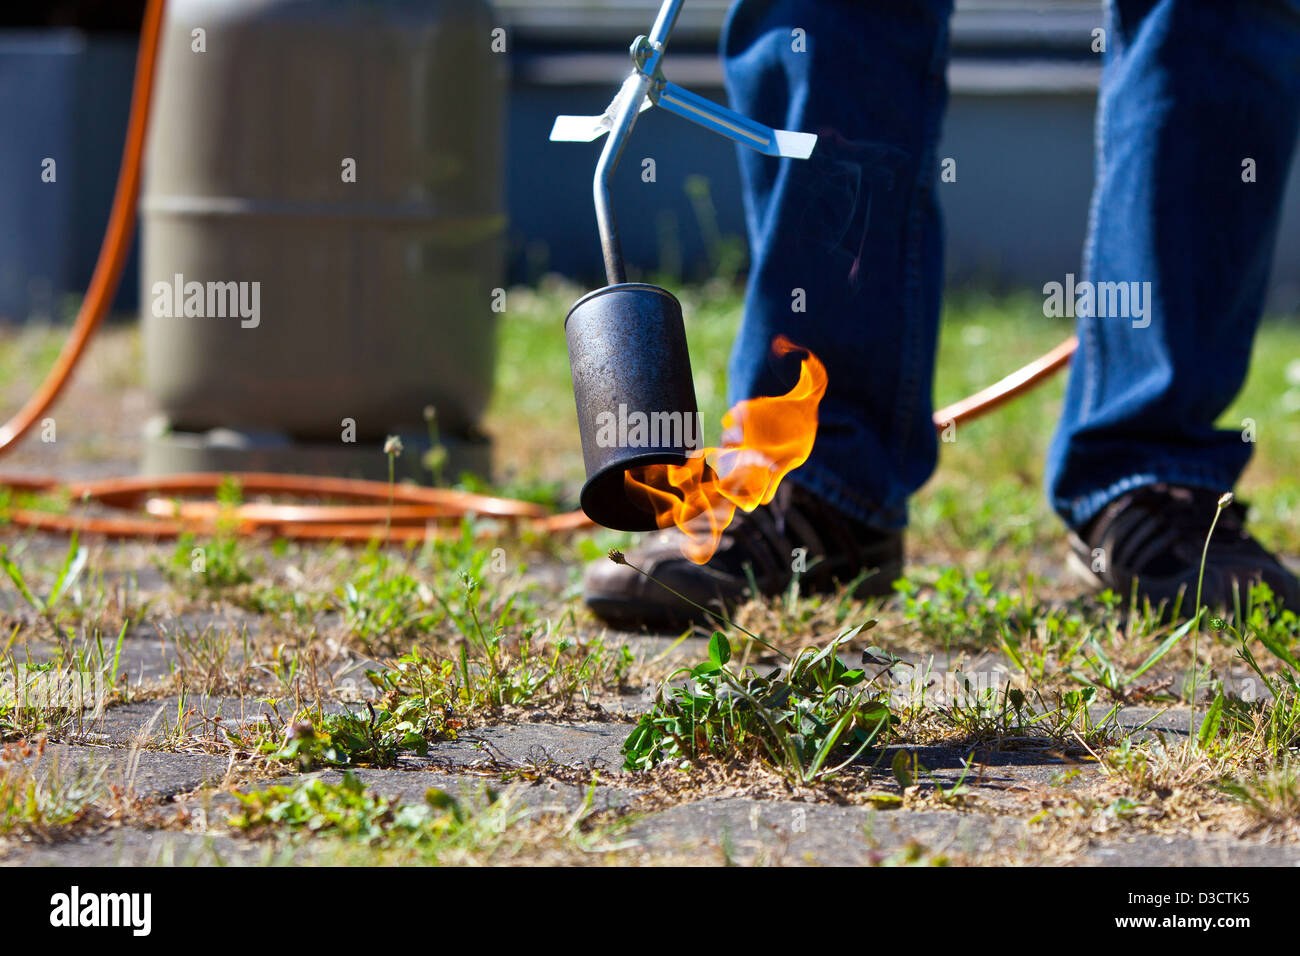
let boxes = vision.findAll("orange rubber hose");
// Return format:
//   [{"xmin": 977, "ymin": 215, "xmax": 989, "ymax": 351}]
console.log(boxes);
[
  {"xmin": 0, "ymin": 0, "xmax": 1075, "ymax": 542},
  {"xmin": 932, "ymin": 335, "xmax": 1077, "ymax": 428},
  {"xmin": 0, "ymin": 0, "xmax": 163, "ymax": 452}
]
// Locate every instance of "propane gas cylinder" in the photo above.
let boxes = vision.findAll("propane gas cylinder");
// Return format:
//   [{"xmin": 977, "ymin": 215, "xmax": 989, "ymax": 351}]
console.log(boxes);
[{"xmin": 141, "ymin": 0, "xmax": 503, "ymax": 479}]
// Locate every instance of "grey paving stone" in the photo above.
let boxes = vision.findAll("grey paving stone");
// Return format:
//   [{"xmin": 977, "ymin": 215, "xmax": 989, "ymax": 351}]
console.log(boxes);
[
  {"xmin": 0, "ymin": 828, "xmax": 263, "ymax": 867},
  {"xmin": 82, "ymin": 694, "xmax": 342, "ymax": 747},
  {"xmin": 623, "ymin": 797, "xmax": 1024, "ymax": 865},
  {"xmin": 623, "ymin": 796, "xmax": 1300, "ymax": 866},
  {"xmin": 30, "ymin": 743, "xmax": 229, "ymax": 801},
  {"xmin": 1078, "ymin": 834, "xmax": 1300, "ymax": 867},
  {"xmin": 309, "ymin": 766, "xmax": 638, "ymax": 814},
  {"xmin": 423, "ymin": 720, "xmax": 633, "ymax": 770}
]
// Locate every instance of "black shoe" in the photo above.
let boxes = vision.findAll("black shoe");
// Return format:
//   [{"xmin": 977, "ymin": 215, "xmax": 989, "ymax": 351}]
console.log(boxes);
[
  {"xmin": 583, "ymin": 482, "xmax": 903, "ymax": 631},
  {"xmin": 1068, "ymin": 483, "xmax": 1299, "ymax": 610}
]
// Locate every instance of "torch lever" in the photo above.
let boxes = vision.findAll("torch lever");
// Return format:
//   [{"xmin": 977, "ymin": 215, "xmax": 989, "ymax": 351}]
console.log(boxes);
[{"xmin": 549, "ymin": 0, "xmax": 818, "ymax": 285}]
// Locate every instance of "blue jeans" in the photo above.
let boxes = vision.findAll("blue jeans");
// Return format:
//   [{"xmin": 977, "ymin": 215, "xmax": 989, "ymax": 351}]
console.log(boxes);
[{"xmin": 722, "ymin": 0, "xmax": 1300, "ymax": 531}]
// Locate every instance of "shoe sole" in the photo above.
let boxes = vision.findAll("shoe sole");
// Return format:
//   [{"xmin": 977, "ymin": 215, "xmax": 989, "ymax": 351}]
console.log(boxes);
[
  {"xmin": 1065, "ymin": 541, "xmax": 1106, "ymax": 591},
  {"xmin": 1066, "ymin": 538, "xmax": 1193, "ymax": 610},
  {"xmin": 586, "ymin": 560, "xmax": 904, "ymax": 634},
  {"xmin": 585, "ymin": 595, "xmax": 711, "ymax": 633}
]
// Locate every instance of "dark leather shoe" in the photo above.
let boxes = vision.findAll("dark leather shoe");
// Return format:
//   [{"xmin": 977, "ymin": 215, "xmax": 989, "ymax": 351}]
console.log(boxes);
[
  {"xmin": 1068, "ymin": 483, "xmax": 1299, "ymax": 610},
  {"xmin": 584, "ymin": 482, "xmax": 903, "ymax": 631}
]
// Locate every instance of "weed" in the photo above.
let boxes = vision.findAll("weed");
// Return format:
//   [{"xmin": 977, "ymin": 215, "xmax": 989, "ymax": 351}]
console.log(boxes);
[
  {"xmin": 427, "ymin": 574, "xmax": 613, "ymax": 709},
  {"xmin": 337, "ymin": 552, "xmax": 437, "ymax": 652},
  {"xmin": 1218, "ymin": 761, "xmax": 1300, "ymax": 832},
  {"xmin": 382, "ymin": 435, "xmax": 404, "ymax": 542},
  {"xmin": 247, "ymin": 702, "xmax": 452, "ymax": 771},
  {"xmin": 161, "ymin": 478, "xmax": 259, "ymax": 591},
  {"xmin": 869, "ymin": 839, "xmax": 952, "ymax": 867},
  {"xmin": 422, "ymin": 406, "xmax": 449, "ymax": 487},
  {"xmin": 368, "ymin": 628, "xmax": 634, "ymax": 718},
  {"xmin": 228, "ymin": 770, "xmax": 483, "ymax": 843},
  {"xmin": 623, "ymin": 625, "xmax": 898, "ymax": 784},
  {"xmin": 895, "ymin": 569, "xmax": 1037, "ymax": 654},
  {"xmin": 239, "ymin": 624, "xmax": 633, "ymax": 769},
  {"xmin": 0, "ymin": 533, "xmax": 88, "ymax": 631},
  {"xmin": 167, "ymin": 533, "xmax": 256, "ymax": 590},
  {"xmin": 1188, "ymin": 492, "xmax": 1236, "ymax": 736},
  {"xmin": 226, "ymin": 771, "xmax": 617, "ymax": 864},
  {"xmin": 0, "ymin": 628, "xmax": 125, "ymax": 741},
  {"xmin": 1067, "ymin": 616, "xmax": 1195, "ymax": 704},
  {"xmin": 936, "ymin": 681, "xmax": 1128, "ymax": 753},
  {"xmin": 0, "ymin": 739, "xmax": 106, "ymax": 838},
  {"xmin": 1197, "ymin": 585, "xmax": 1300, "ymax": 762},
  {"xmin": 336, "ymin": 527, "xmax": 534, "ymax": 654}
]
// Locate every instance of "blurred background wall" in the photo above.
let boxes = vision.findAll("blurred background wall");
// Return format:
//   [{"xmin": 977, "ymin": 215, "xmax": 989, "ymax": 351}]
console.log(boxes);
[
  {"xmin": 500, "ymin": 0, "xmax": 1300, "ymax": 311},
  {"xmin": 1, "ymin": 1, "xmax": 143, "ymax": 321},
  {"xmin": 5, "ymin": 0, "xmax": 1300, "ymax": 322}
]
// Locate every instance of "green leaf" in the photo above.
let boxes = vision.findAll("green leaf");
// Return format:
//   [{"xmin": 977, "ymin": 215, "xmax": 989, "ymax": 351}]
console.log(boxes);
[
  {"xmin": 1197, "ymin": 690, "xmax": 1225, "ymax": 749},
  {"xmin": 425, "ymin": 788, "xmax": 458, "ymax": 811},
  {"xmin": 861, "ymin": 645, "xmax": 902, "ymax": 667},
  {"xmin": 806, "ymin": 640, "xmax": 841, "ymax": 669},
  {"xmin": 708, "ymin": 632, "xmax": 731, "ymax": 667},
  {"xmin": 48, "ymin": 533, "xmax": 87, "ymax": 608},
  {"xmin": 805, "ymin": 708, "xmax": 856, "ymax": 781},
  {"xmin": 0, "ymin": 546, "xmax": 43, "ymax": 612},
  {"xmin": 109, "ymin": 621, "xmax": 127, "ymax": 683},
  {"xmin": 1257, "ymin": 629, "xmax": 1300, "ymax": 674},
  {"xmin": 891, "ymin": 749, "xmax": 913, "ymax": 789},
  {"xmin": 1131, "ymin": 618, "xmax": 1195, "ymax": 680},
  {"xmin": 866, "ymin": 793, "xmax": 903, "ymax": 808}
]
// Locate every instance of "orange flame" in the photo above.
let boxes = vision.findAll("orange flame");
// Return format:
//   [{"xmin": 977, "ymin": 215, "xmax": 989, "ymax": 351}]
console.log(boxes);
[{"xmin": 624, "ymin": 336, "xmax": 827, "ymax": 564}]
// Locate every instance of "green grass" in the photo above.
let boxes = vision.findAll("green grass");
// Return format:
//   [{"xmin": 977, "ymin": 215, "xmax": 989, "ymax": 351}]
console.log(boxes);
[
  {"xmin": 226, "ymin": 771, "xmax": 625, "ymax": 865},
  {"xmin": 0, "ymin": 740, "xmax": 107, "ymax": 838},
  {"xmin": 227, "ymin": 771, "xmax": 512, "ymax": 855}
]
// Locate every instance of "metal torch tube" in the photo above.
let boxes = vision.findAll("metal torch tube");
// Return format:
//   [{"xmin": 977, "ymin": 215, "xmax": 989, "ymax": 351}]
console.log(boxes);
[
  {"xmin": 594, "ymin": 0, "xmax": 684, "ymax": 285},
  {"xmin": 649, "ymin": 0, "xmax": 685, "ymax": 49},
  {"xmin": 593, "ymin": 73, "xmax": 651, "ymax": 286}
]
